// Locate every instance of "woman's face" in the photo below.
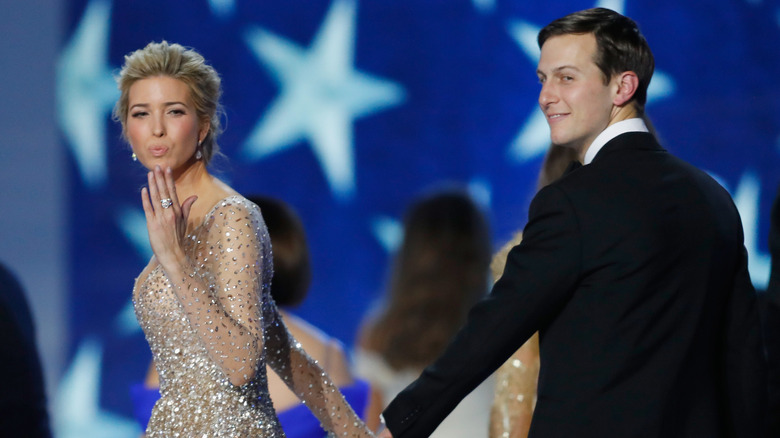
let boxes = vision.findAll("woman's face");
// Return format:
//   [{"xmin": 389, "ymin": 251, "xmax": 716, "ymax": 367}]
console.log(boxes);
[{"xmin": 125, "ymin": 76, "xmax": 208, "ymax": 172}]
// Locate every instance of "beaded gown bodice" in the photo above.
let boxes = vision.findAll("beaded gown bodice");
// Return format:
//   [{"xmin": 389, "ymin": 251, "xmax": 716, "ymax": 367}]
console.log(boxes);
[{"xmin": 133, "ymin": 195, "xmax": 371, "ymax": 437}]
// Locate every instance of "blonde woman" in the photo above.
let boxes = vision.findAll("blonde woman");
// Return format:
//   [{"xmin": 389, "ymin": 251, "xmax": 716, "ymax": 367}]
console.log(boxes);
[{"xmin": 115, "ymin": 41, "xmax": 373, "ymax": 437}]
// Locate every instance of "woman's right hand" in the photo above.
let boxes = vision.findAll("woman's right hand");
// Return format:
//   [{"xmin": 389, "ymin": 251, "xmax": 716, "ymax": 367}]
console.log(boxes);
[{"xmin": 141, "ymin": 165, "xmax": 197, "ymax": 270}]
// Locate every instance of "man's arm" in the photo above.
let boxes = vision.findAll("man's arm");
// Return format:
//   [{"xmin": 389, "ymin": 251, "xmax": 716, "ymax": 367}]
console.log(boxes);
[
  {"xmin": 722, "ymin": 244, "xmax": 767, "ymax": 437},
  {"xmin": 382, "ymin": 185, "xmax": 583, "ymax": 437}
]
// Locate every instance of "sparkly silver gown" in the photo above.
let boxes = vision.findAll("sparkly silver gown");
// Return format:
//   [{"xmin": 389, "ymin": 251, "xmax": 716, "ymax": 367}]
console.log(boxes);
[{"xmin": 133, "ymin": 195, "xmax": 370, "ymax": 437}]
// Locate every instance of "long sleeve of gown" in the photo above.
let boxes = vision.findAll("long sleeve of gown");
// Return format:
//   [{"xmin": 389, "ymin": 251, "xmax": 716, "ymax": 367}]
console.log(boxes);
[
  {"xmin": 489, "ymin": 333, "xmax": 539, "ymax": 438},
  {"xmin": 488, "ymin": 232, "xmax": 539, "ymax": 438},
  {"xmin": 163, "ymin": 198, "xmax": 269, "ymax": 386},
  {"xmin": 264, "ymin": 295, "xmax": 373, "ymax": 437},
  {"xmin": 166, "ymin": 197, "xmax": 372, "ymax": 436}
]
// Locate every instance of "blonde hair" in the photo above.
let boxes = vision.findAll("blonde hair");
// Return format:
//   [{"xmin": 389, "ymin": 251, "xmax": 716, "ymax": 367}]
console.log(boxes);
[{"xmin": 113, "ymin": 41, "xmax": 224, "ymax": 165}]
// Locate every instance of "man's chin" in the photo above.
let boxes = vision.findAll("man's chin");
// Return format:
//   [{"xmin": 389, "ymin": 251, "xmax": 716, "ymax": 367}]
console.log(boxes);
[{"xmin": 550, "ymin": 139, "xmax": 579, "ymax": 151}]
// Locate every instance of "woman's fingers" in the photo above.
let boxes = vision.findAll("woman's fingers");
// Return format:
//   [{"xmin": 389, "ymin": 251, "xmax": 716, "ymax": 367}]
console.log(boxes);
[
  {"xmin": 163, "ymin": 166, "xmax": 182, "ymax": 215},
  {"xmin": 143, "ymin": 167, "xmax": 188, "ymax": 266},
  {"xmin": 147, "ymin": 170, "xmax": 161, "ymax": 210},
  {"xmin": 153, "ymin": 166, "xmax": 171, "ymax": 209},
  {"xmin": 141, "ymin": 187, "xmax": 154, "ymax": 218},
  {"xmin": 148, "ymin": 165, "xmax": 181, "ymax": 215}
]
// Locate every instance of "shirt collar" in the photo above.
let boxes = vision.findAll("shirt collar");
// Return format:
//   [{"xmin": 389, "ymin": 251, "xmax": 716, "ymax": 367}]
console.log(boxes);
[{"xmin": 583, "ymin": 118, "xmax": 649, "ymax": 165}]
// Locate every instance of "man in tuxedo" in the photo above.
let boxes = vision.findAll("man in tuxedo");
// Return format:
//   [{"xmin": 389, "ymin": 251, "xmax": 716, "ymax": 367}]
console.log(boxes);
[{"xmin": 378, "ymin": 8, "xmax": 767, "ymax": 438}]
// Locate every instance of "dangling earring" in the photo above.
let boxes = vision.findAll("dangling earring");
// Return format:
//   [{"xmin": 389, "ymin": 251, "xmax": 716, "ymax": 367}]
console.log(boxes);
[
  {"xmin": 195, "ymin": 140, "xmax": 203, "ymax": 160},
  {"xmin": 131, "ymin": 152, "xmax": 137, "ymax": 162}
]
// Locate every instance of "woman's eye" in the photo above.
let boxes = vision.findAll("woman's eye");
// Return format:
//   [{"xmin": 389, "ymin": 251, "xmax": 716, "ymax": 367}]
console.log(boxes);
[
  {"xmin": 169, "ymin": 109, "xmax": 185, "ymax": 115},
  {"xmin": 131, "ymin": 111, "xmax": 147, "ymax": 118}
]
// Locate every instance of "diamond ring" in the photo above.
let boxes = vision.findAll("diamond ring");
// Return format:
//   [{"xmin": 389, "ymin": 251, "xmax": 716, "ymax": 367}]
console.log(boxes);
[{"xmin": 160, "ymin": 198, "xmax": 173, "ymax": 209}]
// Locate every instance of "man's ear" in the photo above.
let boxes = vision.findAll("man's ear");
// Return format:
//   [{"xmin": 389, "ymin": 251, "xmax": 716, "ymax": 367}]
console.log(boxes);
[{"xmin": 613, "ymin": 71, "xmax": 639, "ymax": 107}]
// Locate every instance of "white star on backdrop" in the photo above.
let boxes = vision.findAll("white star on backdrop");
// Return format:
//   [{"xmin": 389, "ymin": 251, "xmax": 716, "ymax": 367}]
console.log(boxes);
[
  {"xmin": 731, "ymin": 172, "xmax": 772, "ymax": 289},
  {"xmin": 242, "ymin": 0, "xmax": 406, "ymax": 200},
  {"xmin": 505, "ymin": 1, "xmax": 676, "ymax": 162},
  {"xmin": 54, "ymin": 339, "xmax": 139, "ymax": 437},
  {"xmin": 708, "ymin": 169, "xmax": 772, "ymax": 289},
  {"xmin": 371, "ymin": 216, "xmax": 404, "ymax": 254},
  {"xmin": 113, "ymin": 206, "xmax": 153, "ymax": 335},
  {"xmin": 57, "ymin": 0, "xmax": 118, "ymax": 189},
  {"xmin": 472, "ymin": 0, "xmax": 497, "ymax": 14},
  {"xmin": 117, "ymin": 206, "xmax": 153, "ymax": 260},
  {"xmin": 208, "ymin": 0, "xmax": 235, "ymax": 19},
  {"xmin": 597, "ymin": 0, "xmax": 628, "ymax": 12}
]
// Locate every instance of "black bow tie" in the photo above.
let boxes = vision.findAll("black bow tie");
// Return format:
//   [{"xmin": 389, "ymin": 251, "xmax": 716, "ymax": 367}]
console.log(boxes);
[{"xmin": 564, "ymin": 160, "xmax": 583, "ymax": 175}]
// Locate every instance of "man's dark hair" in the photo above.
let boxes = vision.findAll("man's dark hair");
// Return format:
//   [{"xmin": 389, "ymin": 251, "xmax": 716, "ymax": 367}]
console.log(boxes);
[{"xmin": 538, "ymin": 8, "xmax": 654, "ymax": 114}]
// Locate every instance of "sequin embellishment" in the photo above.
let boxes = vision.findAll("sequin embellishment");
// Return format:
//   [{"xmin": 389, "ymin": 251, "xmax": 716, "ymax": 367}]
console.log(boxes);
[{"xmin": 133, "ymin": 196, "xmax": 373, "ymax": 437}]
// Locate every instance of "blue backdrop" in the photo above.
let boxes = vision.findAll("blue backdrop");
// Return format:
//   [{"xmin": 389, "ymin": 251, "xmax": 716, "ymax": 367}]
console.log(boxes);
[{"xmin": 56, "ymin": 0, "xmax": 780, "ymax": 435}]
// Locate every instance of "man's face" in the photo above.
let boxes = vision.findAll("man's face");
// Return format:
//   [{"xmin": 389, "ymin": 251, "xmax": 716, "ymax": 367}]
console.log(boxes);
[{"xmin": 537, "ymin": 33, "xmax": 617, "ymax": 154}]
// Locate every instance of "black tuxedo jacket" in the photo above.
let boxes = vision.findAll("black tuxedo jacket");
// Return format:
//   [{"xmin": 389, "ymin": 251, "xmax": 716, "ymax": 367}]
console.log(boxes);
[{"xmin": 383, "ymin": 133, "xmax": 767, "ymax": 437}]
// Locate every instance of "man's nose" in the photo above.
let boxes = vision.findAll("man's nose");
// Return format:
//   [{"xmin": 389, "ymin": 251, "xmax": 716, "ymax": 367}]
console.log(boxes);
[{"xmin": 538, "ymin": 82, "xmax": 557, "ymax": 108}]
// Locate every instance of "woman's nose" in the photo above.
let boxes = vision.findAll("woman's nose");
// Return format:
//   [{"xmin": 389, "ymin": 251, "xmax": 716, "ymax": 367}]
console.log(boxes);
[{"xmin": 152, "ymin": 115, "xmax": 165, "ymax": 137}]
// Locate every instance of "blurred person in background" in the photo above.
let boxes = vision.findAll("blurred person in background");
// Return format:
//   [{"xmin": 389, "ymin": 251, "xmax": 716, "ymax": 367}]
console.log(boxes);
[
  {"xmin": 355, "ymin": 187, "xmax": 493, "ymax": 437},
  {"xmin": 0, "ymin": 261, "xmax": 52, "ymax": 437}
]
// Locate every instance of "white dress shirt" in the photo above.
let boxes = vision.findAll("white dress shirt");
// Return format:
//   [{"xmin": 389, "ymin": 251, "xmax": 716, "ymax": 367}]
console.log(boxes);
[{"xmin": 583, "ymin": 118, "xmax": 649, "ymax": 165}]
